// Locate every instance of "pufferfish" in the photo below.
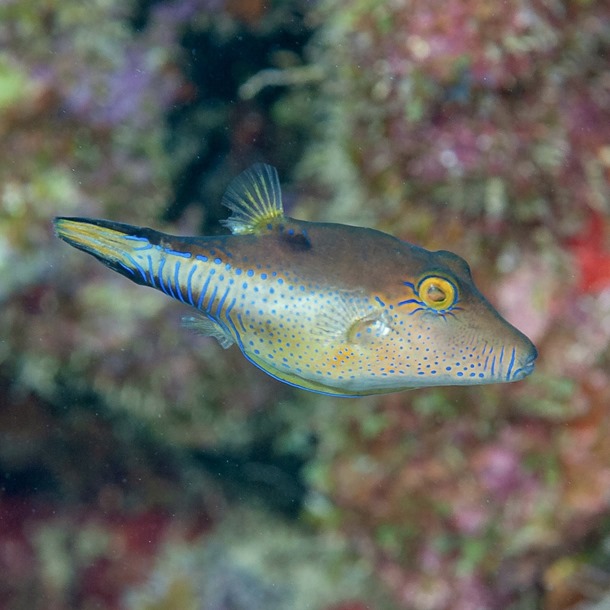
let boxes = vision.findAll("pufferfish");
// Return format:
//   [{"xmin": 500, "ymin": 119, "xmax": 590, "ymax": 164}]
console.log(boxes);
[{"xmin": 54, "ymin": 163, "xmax": 537, "ymax": 396}]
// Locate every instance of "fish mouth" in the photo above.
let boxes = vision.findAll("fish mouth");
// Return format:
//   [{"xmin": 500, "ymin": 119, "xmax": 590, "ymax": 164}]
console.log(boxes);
[{"xmin": 510, "ymin": 347, "xmax": 538, "ymax": 381}]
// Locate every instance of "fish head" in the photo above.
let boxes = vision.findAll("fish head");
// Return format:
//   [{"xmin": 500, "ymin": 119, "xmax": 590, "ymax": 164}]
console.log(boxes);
[{"xmin": 384, "ymin": 248, "xmax": 538, "ymax": 386}]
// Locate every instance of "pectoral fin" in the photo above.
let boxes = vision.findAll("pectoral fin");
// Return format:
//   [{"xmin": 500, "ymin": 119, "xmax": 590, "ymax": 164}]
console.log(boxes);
[{"xmin": 311, "ymin": 291, "xmax": 393, "ymax": 346}]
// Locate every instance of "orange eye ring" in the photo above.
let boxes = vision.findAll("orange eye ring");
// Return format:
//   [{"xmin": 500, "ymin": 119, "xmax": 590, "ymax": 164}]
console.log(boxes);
[{"xmin": 418, "ymin": 276, "xmax": 457, "ymax": 310}]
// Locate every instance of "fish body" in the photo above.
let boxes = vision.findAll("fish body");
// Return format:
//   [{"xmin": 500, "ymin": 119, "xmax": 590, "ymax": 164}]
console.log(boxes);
[{"xmin": 54, "ymin": 164, "xmax": 537, "ymax": 396}]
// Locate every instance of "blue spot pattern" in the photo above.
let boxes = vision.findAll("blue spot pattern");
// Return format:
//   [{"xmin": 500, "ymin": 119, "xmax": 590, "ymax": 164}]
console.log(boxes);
[{"xmin": 112, "ymin": 227, "xmax": 521, "ymax": 394}]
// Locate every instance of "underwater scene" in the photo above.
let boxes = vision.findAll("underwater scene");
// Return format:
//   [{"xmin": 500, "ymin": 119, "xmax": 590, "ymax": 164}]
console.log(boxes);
[{"xmin": 0, "ymin": 0, "xmax": 609, "ymax": 608}]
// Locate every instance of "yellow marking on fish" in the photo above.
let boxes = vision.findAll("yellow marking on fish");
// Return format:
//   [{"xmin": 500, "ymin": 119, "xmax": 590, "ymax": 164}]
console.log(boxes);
[{"xmin": 54, "ymin": 163, "xmax": 538, "ymax": 396}]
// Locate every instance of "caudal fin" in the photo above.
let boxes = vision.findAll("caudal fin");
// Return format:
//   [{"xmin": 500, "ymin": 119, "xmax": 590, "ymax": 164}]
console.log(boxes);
[{"xmin": 54, "ymin": 217, "xmax": 154, "ymax": 284}]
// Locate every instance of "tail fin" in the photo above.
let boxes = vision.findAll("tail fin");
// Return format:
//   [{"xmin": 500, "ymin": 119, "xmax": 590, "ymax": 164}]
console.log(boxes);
[{"xmin": 54, "ymin": 217, "xmax": 156, "ymax": 285}]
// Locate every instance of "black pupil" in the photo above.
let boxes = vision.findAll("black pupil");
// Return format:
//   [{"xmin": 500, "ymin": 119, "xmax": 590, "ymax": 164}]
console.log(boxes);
[{"xmin": 428, "ymin": 284, "xmax": 446, "ymax": 303}]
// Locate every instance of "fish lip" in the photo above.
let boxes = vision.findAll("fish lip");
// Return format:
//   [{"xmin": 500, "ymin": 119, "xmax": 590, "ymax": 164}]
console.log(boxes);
[{"xmin": 510, "ymin": 351, "xmax": 538, "ymax": 381}]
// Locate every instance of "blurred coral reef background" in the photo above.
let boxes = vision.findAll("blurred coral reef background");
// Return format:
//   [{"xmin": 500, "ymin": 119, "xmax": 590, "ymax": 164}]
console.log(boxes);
[{"xmin": 0, "ymin": 0, "xmax": 609, "ymax": 608}]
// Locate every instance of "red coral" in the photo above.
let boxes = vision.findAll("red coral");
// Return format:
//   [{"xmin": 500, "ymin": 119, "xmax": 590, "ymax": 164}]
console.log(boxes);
[{"xmin": 567, "ymin": 211, "xmax": 610, "ymax": 294}]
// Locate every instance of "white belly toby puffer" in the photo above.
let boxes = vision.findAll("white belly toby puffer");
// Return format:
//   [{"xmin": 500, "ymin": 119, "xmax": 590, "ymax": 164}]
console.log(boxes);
[{"xmin": 54, "ymin": 163, "xmax": 537, "ymax": 396}]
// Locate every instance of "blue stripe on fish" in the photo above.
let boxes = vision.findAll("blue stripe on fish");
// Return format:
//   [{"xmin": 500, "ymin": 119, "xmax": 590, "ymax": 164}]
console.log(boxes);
[
  {"xmin": 206, "ymin": 286, "xmax": 218, "ymax": 314},
  {"xmin": 216, "ymin": 287, "xmax": 230, "ymax": 316},
  {"xmin": 174, "ymin": 261, "xmax": 186, "ymax": 303},
  {"xmin": 187, "ymin": 265, "xmax": 197, "ymax": 306},
  {"xmin": 147, "ymin": 255, "xmax": 156, "ymax": 288},
  {"xmin": 123, "ymin": 253, "xmax": 147, "ymax": 282},
  {"xmin": 158, "ymin": 259, "xmax": 168, "ymax": 296},
  {"xmin": 197, "ymin": 272, "xmax": 213, "ymax": 310},
  {"xmin": 165, "ymin": 248, "xmax": 192, "ymax": 258},
  {"xmin": 118, "ymin": 262, "xmax": 135, "ymax": 275},
  {"xmin": 506, "ymin": 347, "xmax": 516, "ymax": 380},
  {"xmin": 166, "ymin": 266, "xmax": 176, "ymax": 299},
  {"xmin": 225, "ymin": 297, "xmax": 236, "ymax": 318}
]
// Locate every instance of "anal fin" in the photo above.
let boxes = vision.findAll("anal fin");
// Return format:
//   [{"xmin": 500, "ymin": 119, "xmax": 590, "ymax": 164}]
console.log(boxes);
[{"xmin": 182, "ymin": 315, "xmax": 235, "ymax": 349}]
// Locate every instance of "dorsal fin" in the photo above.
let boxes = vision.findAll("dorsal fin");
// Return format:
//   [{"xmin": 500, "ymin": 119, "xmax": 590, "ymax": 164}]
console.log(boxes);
[{"xmin": 220, "ymin": 163, "xmax": 284, "ymax": 234}]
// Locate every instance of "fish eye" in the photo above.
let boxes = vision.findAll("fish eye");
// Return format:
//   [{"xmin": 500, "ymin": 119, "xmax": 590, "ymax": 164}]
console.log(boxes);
[{"xmin": 418, "ymin": 276, "xmax": 457, "ymax": 310}]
